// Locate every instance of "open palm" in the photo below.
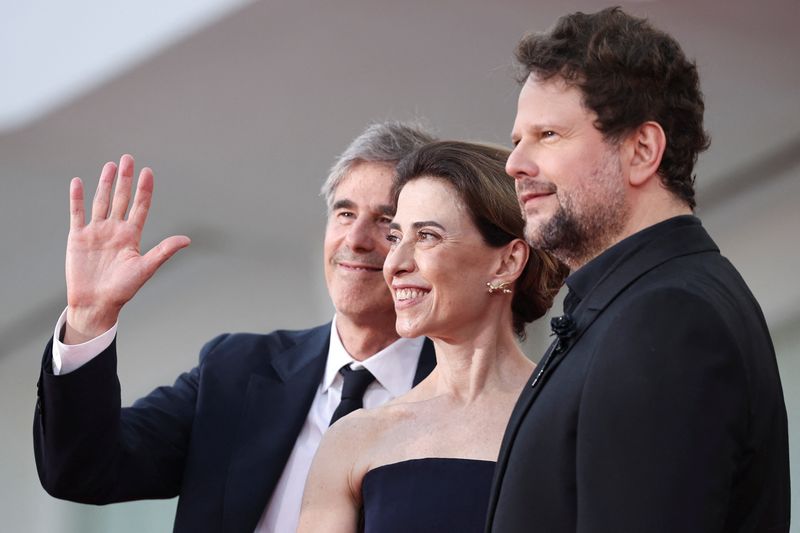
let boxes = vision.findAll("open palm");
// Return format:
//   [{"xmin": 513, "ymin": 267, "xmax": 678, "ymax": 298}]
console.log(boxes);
[{"xmin": 64, "ymin": 155, "xmax": 190, "ymax": 343}]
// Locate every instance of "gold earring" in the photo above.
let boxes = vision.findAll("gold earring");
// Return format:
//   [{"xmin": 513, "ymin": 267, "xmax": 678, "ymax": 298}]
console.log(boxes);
[{"xmin": 487, "ymin": 281, "xmax": 512, "ymax": 294}]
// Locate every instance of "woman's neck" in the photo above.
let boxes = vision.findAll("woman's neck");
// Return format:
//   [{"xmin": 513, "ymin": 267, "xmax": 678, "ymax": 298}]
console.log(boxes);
[{"xmin": 428, "ymin": 324, "xmax": 533, "ymax": 404}]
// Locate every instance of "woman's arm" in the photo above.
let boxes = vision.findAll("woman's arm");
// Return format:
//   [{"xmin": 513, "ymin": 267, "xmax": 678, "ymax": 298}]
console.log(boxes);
[{"xmin": 297, "ymin": 416, "xmax": 370, "ymax": 533}]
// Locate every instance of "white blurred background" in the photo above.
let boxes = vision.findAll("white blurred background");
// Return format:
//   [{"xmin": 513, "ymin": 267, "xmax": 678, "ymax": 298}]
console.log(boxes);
[{"xmin": 1, "ymin": 0, "xmax": 798, "ymax": 530}]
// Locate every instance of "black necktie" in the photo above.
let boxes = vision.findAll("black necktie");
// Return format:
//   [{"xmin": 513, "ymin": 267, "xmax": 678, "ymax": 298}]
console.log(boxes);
[{"xmin": 329, "ymin": 366, "xmax": 376, "ymax": 425}]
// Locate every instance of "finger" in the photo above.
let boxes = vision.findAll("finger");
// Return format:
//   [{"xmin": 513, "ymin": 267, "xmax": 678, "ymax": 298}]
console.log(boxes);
[
  {"xmin": 110, "ymin": 154, "xmax": 135, "ymax": 220},
  {"xmin": 141, "ymin": 235, "xmax": 191, "ymax": 278},
  {"xmin": 128, "ymin": 166, "xmax": 154, "ymax": 230},
  {"xmin": 69, "ymin": 177, "xmax": 85, "ymax": 230},
  {"xmin": 91, "ymin": 161, "xmax": 117, "ymax": 221}
]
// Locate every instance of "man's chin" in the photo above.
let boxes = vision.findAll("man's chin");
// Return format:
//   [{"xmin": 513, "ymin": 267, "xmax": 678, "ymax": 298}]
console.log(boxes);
[
  {"xmin": 331, "ymin": 287, "xmax": 394, "ymax": 319},
  {"xmin": 523, "ymin": 224, "xmax": 549, "ymax": 249},
  {"xmin": 522, "ymin": 207, "xmax": 551, "ymax": 237}
]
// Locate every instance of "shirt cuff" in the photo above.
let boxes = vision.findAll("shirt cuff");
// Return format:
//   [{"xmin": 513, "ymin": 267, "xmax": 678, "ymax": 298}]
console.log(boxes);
[{"xmin": 52, "ymin": 307, "xmax": 118, "ymax": 375}]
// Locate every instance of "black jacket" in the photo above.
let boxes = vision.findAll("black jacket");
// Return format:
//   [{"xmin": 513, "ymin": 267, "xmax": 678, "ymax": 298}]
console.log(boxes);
[
  {"xmin": 34, "ymin": 323, "xmax": 435, "ymax": 532},
  {"xmin": 486, "ymin": 217, "xmax": 790, "ymax": 533}
]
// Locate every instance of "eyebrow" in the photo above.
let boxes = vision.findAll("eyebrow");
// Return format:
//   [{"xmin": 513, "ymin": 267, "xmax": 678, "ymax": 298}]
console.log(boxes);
[
  {"xmin": 331, "ymin": 199, "xmax": 355, "ymax": 211},
  {"xmin": 388, "ymin": 220, "xmax": 446, "ymax": 231},
  {"xmin": 377, "ymin": 204, "xmax": 395, "ymax": 216},
  {"xmin": 332, "ymin": 199, "xmax": 395, "ymax": 216}
]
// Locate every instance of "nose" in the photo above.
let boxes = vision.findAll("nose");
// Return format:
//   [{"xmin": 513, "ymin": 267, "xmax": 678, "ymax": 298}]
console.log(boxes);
[
  {"xmin": 344, "ymin": 216, "xmax": 377, "ymax": 252},
  {"xmin": 383, "ymin": 238, "xmax": 416, "ymax": 283},
  {"xmin": 506, "ymin": 143, "xmax": 539, "ymax": 181}
]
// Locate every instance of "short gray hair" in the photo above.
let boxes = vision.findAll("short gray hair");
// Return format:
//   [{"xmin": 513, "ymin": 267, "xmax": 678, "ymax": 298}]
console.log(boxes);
[{"xmin": 321, "ymin": 120, "xmax": 436, "ymax": 211}]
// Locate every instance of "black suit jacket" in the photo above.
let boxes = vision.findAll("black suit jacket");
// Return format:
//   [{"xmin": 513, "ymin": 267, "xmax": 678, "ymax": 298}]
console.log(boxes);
[
  {"xmin": 33, "ymin": 323, "xmax": 435, "ymax": 532},
  {"xmin": 486, "ymin": 217, "xmax": 790, "ymax": 532}
]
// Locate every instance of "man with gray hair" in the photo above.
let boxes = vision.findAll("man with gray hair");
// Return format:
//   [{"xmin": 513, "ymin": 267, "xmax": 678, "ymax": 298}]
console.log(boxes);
[{"xmin": 33, "ymin": 121, "xmax": 436, "ymax": 533}]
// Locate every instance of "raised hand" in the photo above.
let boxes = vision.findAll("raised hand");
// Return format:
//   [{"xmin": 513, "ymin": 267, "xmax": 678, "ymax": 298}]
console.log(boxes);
[{"xmin": 63, "ymin": 155, "xmax": 191, "ymax": 344}]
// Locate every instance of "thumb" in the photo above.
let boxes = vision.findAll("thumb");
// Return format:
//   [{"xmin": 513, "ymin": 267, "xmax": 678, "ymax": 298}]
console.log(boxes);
[{"xmin": 141, "ymin": 235, "xmax": 191, "ymax": 277}]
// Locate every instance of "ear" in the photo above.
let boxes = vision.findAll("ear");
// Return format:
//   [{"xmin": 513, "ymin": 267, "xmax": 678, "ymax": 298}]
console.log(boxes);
[
  {"xmin": 625, "ymin": 121, "xmax": 666, "ymax": 187},
  {"xmin": 492, "ymin": 238, "xmax": 530, "ymax": 282}
]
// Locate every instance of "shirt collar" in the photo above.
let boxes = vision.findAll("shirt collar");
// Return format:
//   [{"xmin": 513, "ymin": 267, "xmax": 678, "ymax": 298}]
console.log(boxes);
[
  {"xmin": 566, "ymin": 215, "xmax": 700, "ymax": 305},
  {"xmin": 322, "ymin": 315, "xmax": 426, "ymax": 398}
]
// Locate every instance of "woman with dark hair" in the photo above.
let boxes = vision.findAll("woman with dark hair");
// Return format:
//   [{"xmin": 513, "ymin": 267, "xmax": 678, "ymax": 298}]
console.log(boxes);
[{"xmin": 297, "ymin": 141, "xmax": 566, "ymax": 532}]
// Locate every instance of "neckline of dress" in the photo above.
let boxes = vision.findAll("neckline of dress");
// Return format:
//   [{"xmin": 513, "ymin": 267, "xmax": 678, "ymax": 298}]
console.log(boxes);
[{"xmin": 364, "ymin": 456, "xmax": 496, "ymax": 481}]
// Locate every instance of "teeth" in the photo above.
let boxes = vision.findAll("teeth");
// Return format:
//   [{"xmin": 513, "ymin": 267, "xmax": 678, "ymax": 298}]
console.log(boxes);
[{"xmin": 396, "ymin": 288, "xmax": 428, "ymax": 301}]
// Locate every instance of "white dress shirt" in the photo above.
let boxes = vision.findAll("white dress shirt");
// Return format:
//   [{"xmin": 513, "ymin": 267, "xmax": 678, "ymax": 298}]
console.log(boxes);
[
  {"xmin": 52, "ymin": 307, "xmax": 118, "ymax": 375},
  {"xmin": 51, "ymin": 311, "xmax": 425, "ymax": 533}
]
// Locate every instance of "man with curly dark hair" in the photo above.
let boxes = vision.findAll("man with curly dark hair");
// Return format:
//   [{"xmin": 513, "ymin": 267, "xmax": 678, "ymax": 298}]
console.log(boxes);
[{"xmin": 486, "ymin": 7, "xmax": 790, "ymax": 532}]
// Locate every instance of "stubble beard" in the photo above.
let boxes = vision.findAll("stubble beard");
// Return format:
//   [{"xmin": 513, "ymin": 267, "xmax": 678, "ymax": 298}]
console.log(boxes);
[{"xmin": 525, "ymin": 149, "xmax": 629, "ymax": 271}]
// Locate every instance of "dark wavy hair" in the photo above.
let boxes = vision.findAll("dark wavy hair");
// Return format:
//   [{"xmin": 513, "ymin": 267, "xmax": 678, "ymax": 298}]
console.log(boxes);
[
  {"xmin": 515, "ymin": 7, "xmax": 710, "ymax": 209},
  {"xmin": 393, "ymin": 141, "xmax": 568, "ymax": 339}
]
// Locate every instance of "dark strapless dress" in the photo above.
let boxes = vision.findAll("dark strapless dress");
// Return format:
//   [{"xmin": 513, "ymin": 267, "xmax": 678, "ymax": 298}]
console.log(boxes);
[{"xmin": 361, "ymin": 458, "xmax": 495, "ymax": 533}]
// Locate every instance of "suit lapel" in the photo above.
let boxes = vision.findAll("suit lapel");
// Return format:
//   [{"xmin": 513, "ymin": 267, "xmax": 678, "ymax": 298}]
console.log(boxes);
[
  {"xmin": 222, "ymin": 324, "xmax": 330, "ymax": 533},
  {"xmin": 486, "ymin": 334, "xmax": 558, "ymax": 526},
  {"xmin": 488, "ymin": 223, "xmax": 720, "ymax": 526},
  {"xmin": 220, "ymin": 329, "xmax": 436, "ymax": 530}
]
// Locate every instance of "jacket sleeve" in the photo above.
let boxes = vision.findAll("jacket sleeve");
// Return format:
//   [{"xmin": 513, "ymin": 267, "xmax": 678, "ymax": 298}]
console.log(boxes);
[
  {"xmin": 33, "ymin": 334, "xmax": 227, "ymax": 503},
  {"xmin": 575, "ymin": 288, "xmax": 748, "ymax": 533}
]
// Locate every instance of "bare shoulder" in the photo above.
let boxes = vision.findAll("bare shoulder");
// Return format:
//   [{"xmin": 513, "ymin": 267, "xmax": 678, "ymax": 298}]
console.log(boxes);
[
  {"xmin": 299, "ymin": 383, "xmax": 439, "ymax": 532},
  {"xmin": 325, "ymin": 407, "xmax": 384, "ymax": 456},
  {"xmin": 357, "ymin": 385, "xmax": 432, "ymax": 429},
  {"xmin": 325, "ymin": 400, "xmax": 408, "ymax": 458},
  {"xmin": 298, "ymin": 409, "xmax": 386, "ymax": 532},
  {"xmin": 329, "ymin": 396, "xmax": 421, "ymax": 461},
  {"xmin": 315, "ymin": 407, "xmax": 392, "ymax": 490}
]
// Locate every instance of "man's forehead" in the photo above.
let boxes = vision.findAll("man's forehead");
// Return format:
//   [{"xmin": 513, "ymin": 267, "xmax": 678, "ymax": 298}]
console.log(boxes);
[
  {"xmin": 513, "ymin": 76, "xmax": 594, "ymax": 129},
  {"xmin": 331, "ymin": 162, "xmax": 395, "ymax": 203},
  {"xmin": 518, "ymin": 75, "xmax": 584, "ymax": 108},
  {"xmin": 331, "ymin": 197, "xmax": 394, "ymax": 216}
]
